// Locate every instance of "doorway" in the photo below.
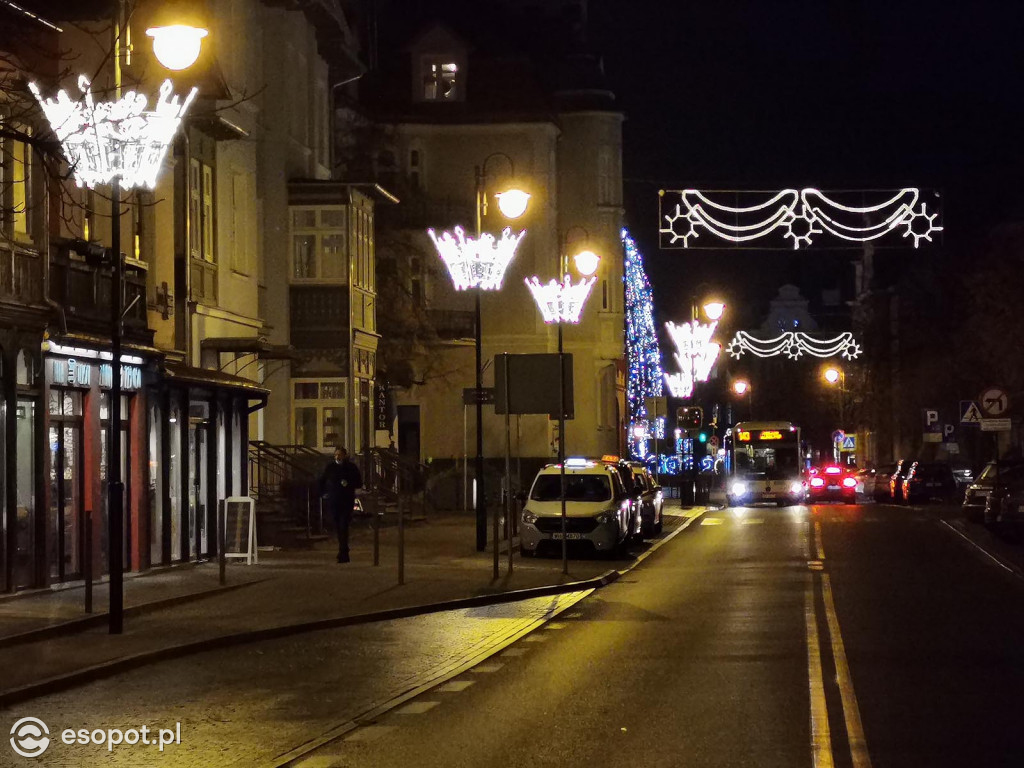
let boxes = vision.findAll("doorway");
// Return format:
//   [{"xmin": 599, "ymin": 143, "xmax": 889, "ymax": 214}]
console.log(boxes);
[
  {"xmin": 48, "ymin": 390, "xmax": 84, "ymax": 582},
  {"xmin": 188, "ymin": 401, "xmax": 209, "ymax": 558},
  {"xmin": 397, "ymin": 405, "xmax": 421, "ymax": 462}
]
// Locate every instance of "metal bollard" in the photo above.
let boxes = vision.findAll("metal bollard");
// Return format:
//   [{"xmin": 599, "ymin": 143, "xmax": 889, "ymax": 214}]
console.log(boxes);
[
  {"xmin": 372, "ymin": 495, "xmax": 381, "ymax": 567},
  {"xmin": 84, "ymin": 510, "xmax": 93, "ymax": 614}
]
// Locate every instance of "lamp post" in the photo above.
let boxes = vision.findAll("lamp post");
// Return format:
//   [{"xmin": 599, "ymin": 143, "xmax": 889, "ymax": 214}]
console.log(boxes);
[
  {"xmin": 823, "ymin": 366, "xmax": 846, "ymax": 427},
  {"xmin": 525, "ymin": 230, "xmax": 599, "ymax": 575},
  {"xmin": 732, "ymin": 379, "xmax": 752, "ymax": 419}
]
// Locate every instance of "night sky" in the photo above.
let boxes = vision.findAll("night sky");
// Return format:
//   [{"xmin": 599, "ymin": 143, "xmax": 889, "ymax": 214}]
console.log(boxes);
[{"xmin": 590, "ymin": 0, "xmax": 1024, "ymax": 330}]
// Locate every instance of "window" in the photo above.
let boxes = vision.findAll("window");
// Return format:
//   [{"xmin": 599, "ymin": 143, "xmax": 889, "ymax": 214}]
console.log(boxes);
[
  {"xmin": 230, "ymin": 174, "xmax": 252, "ymax": 275},
  {"xmin": 598, "ymin": 145, "xmax": 615, "ymax": 206},
  {"xmin": 290, "ymin": 206, "xmax": 348, "ymax": 282},
  {"xmin": 291, "ymin": 379, "xmax": 348, "ymax": 450},
  {"xmin": 422, "ymin": 60, "xmax": 458, "ymax": 100},
  {"xmin": 10, "ymin": 127, "xmax": 30, "ymax": 238},
  {"xmin": 189, "ymin": 158, "xmax": 215, "ymax": 263}
]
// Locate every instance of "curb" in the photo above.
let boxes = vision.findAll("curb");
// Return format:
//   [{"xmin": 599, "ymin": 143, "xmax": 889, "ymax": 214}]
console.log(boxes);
[
  {"xmin": 0, "ymin": 508, "xmax": 704, "ymax": 710},
  {"xmin": 0, "ymin": 578, "xmax": 265, "ymax": 651}
]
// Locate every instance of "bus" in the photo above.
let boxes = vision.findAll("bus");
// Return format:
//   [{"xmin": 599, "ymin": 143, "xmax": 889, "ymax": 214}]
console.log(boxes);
[{"xmin": 725, "ymin": 421, "xmax": 806, "ymax": 507}]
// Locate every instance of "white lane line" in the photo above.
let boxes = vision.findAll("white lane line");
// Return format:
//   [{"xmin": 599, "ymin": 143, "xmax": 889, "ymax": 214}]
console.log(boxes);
[
  {"xmin": 805, "ymin": 576, "xmax": 835, "ymax": 768},
  {"xmin": 471, "ymin": 662, "xmax": 505, "ymax": 673},
  {"xmin": 545, "ymin": 622, "xmax": 567, "ymax": 630},
  {"xmin": 814, "ymin": 520, "xmax": 826, "ymax": 560},
  {"xmin": 741, "ymin": 518, "xmax": 765, "ymax": 525},
  {"xmin": 939, "ymin": 520, "xmax": 1022, "ymax": 579},
  {"xmin": 344, "ymin": 724, "xmax": 397, "ymax": 743},
  {"xmin": 700, "ymin": 517, "xmax": 724, "ymax": 526},
  {"xmin": 435, "ymin": 680, "xmax": 475, "ymax": 692},
  {"xmin": 501, "ymin": 647, "xmax": 527, "ymax": 657},
  {"xmin": 395, "ymin": 701, "xmax": 440, "ymax": 715},
  {"xmin": 522, "ymin": 633, "xmax": 549, "ymax": 643},
  {"xmin": 821, "ymin": 573, "xmax": 873, "ymax": 768}
]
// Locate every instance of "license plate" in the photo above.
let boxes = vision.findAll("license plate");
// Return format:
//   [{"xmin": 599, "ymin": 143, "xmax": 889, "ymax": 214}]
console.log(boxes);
[
  {"xmin": 551, "ymin": 532, "xmax": 582, "ymax": 540},
  {"xmin": 827, "ymin": 485, "xmax": 840, "ymax": 491},
  {"xmin": 763, "ymin": 492, "xmax": 776, "ymax": 498}
]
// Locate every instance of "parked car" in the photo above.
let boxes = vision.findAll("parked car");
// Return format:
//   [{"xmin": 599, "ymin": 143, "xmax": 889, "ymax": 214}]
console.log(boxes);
[
  {"xmin": 964, "ymin": 460, "xmax": 1024, "ymax": 523},
  {"xmin": 952, "ymin": 467, "xmax": 974, "ymax": 500},
  {"xmin": 601, "ymin": 456, "xmax": 645, "ymax": 543},
  {"xmin": 807, "ymin": 465, "xmax": 857, "ymax": 504},
  {"xmin": 864, "ymin": 463, "xmax": 898, "ymax": 501},
  {"xmin": 625, "ymin": 462, "xmax": 664, "ymax": 537},
  {"xmin": 520, "ymin": 458, "xmax": 632, "ymax": 557},
  {"xmin": 889, "ymin": 459, "xmax": 918, "ymax": 503},
  {"xmin": 901, "ymin": 462, "xmax": 957, "ymax": 503},
  {"xmin": 982, "ymin": 464, "xmax": 1024, "ymax": 533}
]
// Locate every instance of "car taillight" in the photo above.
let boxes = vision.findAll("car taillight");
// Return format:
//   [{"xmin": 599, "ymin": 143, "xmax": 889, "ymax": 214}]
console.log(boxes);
[
  {"xmin": 825, "ymin": 467, "xmax": 842, "ymax": 475},
  {"xmin": 842, "ymin": 477, "xmax": 857, "ymax": 488},
  {"xmin": 810, "ymin": 477, "xmax": 825, "ymax": 488}
]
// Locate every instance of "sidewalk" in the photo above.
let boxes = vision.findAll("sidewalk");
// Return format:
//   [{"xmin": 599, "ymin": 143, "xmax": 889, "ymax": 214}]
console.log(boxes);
[{"xmin": 0, "ymin": 503, "xmax": 702, "ymax": 706}]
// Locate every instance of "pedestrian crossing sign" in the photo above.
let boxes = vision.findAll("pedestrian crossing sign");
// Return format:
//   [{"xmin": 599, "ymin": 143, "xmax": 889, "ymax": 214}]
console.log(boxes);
[
  {"xmin": 840, "ymin": 435, "xmax": 856, "ymax": 451},
  {"xmin": 960, "ymin": 400, "xmax": 983, "ymax": 425}
]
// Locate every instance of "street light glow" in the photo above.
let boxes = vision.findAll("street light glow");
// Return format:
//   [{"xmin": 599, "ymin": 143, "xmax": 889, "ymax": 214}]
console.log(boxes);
[
  {"xmin": 703, "ymin": 300, "xmax": 726, "ymax": 321},
  {"xmin": 573, "ymin": 249, "xmax": 601, "ymax": 277},
  {"xmin": 495, "ymin": 188, "xmax": 530, "ymax": 219},
  {"xmin": 147, "ymin": 24, "xmax": 208, "ymax": 71},
  {"xmin": 824, "ymin": 367, "xmax": 841, "ymax": 385},
  {"xmin": 733, "ymin": 380, "xmax": 749, "ymax": 395}
]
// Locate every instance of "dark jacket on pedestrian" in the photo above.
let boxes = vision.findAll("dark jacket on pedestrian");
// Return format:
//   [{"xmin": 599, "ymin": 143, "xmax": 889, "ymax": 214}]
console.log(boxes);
[{"xmin": 320, "ymin": 458, "xmax": 363, "ymax": 508}]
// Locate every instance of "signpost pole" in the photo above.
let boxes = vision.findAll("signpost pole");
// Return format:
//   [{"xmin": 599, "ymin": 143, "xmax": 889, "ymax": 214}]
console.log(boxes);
[
  {"xmin": 559, "ymin": 324, "xmax": 568, "ymax": 576},
  {"xmin": 503, "ymin": 354, "xmax": 513, "ymax": 576},
  {"xmin": 218, "ymin": 500, "xmax": 226, "ymax": 586}
]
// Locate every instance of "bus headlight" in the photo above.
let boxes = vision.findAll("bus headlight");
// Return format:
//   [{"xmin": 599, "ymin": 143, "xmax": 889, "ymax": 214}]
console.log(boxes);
[
  {"xmin": 731, "ymin": 481, "xmax": 747, "ymax": 497},
  {"xmin": 789, "ymin": 481, "xmax": 804, "ymax": 495}
]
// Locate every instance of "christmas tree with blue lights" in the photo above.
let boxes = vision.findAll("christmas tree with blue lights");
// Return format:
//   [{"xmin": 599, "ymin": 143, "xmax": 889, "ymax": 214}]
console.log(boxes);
[{"xmin": 623, "ymin": 229, "xmax": 665, "ymax": 457}]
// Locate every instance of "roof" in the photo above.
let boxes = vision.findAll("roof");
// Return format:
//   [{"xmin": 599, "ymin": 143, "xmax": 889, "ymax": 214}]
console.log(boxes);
[{"xmin": 163, "ymin": 362, "xmax": 269, "ymax": 397}]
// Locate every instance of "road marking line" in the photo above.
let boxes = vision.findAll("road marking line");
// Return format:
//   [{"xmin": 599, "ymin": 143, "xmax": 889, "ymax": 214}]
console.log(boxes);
[
  {"xmin": 471, "ymin": 663, "xmax": 505, "ymax": 673},
  {"xmin": 523, "ymin": 633, "xmax": 549, "ymax": 642},
  {"xmin": 741, "ymin": 518, "xmax": 765, "ymax": 525},
  {"xmin": 821, "ymin": 573, "xmax": 872, "ymax": 768},
  {"xmin": 805, "ymin": 577, "xmax": 834, "ymax": 768},
  {"xmin": 395, "ymin": 700, "xmax": 440, "ymax": 715},
  {"xmin": 814, "ymin": 520, "xmax": 826, "ymax": 560},
  {"xmin": 293, "ymin": 756, "xmax": 342, "ymax": 768},
  {"xmin": 545, "ymin": 621, "xmax": 567, "ymax": 629},
  {"xmin": 501, "ymin": 647, "xmax": 527, "ymax": 657},
  {"xmin": 939, "ymin": 520, "xmax": 1022, "ymax": 579},
  {"xmin": 700, "ymin": 517, "xmax": 724, "ymax": 526},
  {"xmin": 435, "ymin": 680, "xmax": 475, "ymax": 692}
]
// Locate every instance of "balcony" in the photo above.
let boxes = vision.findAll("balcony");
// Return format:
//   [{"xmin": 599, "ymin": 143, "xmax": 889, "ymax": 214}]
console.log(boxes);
[
  {"xmin": 50, "ymin": 253, "xmax": 150, "ymax": 340},
  {"xmin": 0, "ymin": 245, "xmax": 43, "ymax": 306},
  {"xmin": 289, "ymin": 285, "xmax": 349, "ymax": 349}
]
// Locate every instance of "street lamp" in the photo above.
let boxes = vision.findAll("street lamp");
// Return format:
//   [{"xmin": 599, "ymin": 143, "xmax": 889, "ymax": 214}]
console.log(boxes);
[
  {"xmin": 732, "ymin": 379, "xmax": 752, "ymax": 419},
  {"xmin": 702, "ymin": 300, "xmax": 726, "ymax": 322},
  {"xmin": 30, "ymin": 1, "xmax": 204, "ymax": 633},
  {"xmin": 526, "ymin": 228, "xmax": 600, "ymax": 575},
  {"xmin": 823, "ymin": 366, "xmax": 846, "ymax": 435}
]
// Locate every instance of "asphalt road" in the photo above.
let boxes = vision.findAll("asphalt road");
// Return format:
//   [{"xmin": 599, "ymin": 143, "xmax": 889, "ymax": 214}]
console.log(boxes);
[
  {"xmin": 292, "ymin": 502, "xmax": 1024, "ymax": 768},
  {"xmin": 8, "ymin": 502, "xmax": 1024, "ymax": 767}
]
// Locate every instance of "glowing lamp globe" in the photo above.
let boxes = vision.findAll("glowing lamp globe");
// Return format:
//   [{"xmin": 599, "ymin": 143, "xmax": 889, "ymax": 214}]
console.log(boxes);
[
  {"xmin": 703, "ymin": 301, "xmax": 726, "ymax": 321},
  {"xmin": 733, "ymin": 380, "xmax": 749, "ymax": 395},
  {"xmin": 824, "ymin": 368, "xmax": 841, "ymax": 385},
  {"xmin": 573, "ymin": 249, "xmax": 601, "ymax": 277},
  {"xmin": 147, "ymin": 25, "xmax": 208, "ymax": 71},
  {"xmin": 495, "ymin": 188, "xmax": 530, "ymax": 219}
]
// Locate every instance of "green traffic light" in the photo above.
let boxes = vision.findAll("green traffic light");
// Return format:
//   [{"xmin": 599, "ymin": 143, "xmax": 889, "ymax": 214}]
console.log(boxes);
[{"xmin": 698, "ymin": 432, "xmax": 708, "ymax": 443}]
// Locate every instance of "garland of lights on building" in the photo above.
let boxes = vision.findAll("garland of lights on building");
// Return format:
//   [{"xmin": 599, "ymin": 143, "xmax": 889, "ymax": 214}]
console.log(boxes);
[
  {"xmin": 726, "ymin": 331, "xmax": 862, "ymax": 360},
  {"xmin": 623, "ymin": 229, "xmax": 665, "ymax": 457},
  {"xmin": 659, "ymin": 187, "xmax": 942, "ymax": 250}
]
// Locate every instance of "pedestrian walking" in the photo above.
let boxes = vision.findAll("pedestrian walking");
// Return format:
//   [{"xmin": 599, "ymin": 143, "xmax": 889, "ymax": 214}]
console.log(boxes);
[{"xmin": 319, "ymin": 446, "xmax": 362, "ymax": 563}]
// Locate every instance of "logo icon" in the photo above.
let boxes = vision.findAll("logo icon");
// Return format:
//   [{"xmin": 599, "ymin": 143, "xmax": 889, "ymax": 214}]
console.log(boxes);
[{"xmin": 10, "ymin": 717, "xmax": 50, "ymax": 758}]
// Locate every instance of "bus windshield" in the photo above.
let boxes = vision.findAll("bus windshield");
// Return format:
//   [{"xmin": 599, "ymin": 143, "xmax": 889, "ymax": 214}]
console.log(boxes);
[{"xmin": 729, "ymin": 423, "xmax": 802, "ymax": 480}]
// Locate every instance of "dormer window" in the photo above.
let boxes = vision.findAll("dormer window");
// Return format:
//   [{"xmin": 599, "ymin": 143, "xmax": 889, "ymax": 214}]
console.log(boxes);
[{"xmin": 423, "ymin": 60, "xmax": 458, "ymax": 100}]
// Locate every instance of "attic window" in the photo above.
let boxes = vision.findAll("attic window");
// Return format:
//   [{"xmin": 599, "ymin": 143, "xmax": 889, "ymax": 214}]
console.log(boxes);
[{"xmin": 423, "ymin": 60, "xmax": 458, "ymax": 100}]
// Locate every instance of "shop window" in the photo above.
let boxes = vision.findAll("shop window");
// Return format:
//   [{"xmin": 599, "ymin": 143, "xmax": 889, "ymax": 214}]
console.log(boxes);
[
  {"xmin": 168, "ymin": 400, "xmax": 182, "ymax": 561},
  {"xmin": 149, "ymin": 401, "xmax": 164, "ymax": 565},
  {"xmin": 15, "ymin": 398, "xmax": 35, "ymax": 589}
]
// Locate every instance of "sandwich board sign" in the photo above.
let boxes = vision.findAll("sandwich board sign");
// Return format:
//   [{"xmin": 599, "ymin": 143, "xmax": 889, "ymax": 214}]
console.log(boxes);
[{"xmin": 222, "ymin": 497, "xmax": 258, "ymax": 565}]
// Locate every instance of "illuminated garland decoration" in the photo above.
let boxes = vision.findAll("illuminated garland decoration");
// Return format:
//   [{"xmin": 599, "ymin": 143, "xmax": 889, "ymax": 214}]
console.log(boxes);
[
  {"xmin": 427, "ymin": 225, "xmax": 526, "ymax": 291},
  {"xmin": 663, "ymin": 320, "xmax": 721, "ymax": 398},
  {"xmin": 659, "ymin": 188, "xmax": 942, "ymax": 250},
  {"xmin": 623, "ymin": 229, "xmax": 665, "ymax": 457},
  {"xmin": 726, "ymin": 331, "xmax": 862, "ymax": 360},
  {"xmin": 29, "ymin": 76, "xmax": 198, "ymax": 190},
  {"xmin": 525, "ymin": 275, "xmax": 596, "ymax": 324}
]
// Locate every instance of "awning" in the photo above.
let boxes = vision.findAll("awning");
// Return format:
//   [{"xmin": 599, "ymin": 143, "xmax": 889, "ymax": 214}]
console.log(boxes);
[
  {"xmin": 200, "ymin": 337, "xmax": 299, "ymax": 361},
  {"xmin": 163, "ymin": 362, "xmax": 270, "ymax": 408}
]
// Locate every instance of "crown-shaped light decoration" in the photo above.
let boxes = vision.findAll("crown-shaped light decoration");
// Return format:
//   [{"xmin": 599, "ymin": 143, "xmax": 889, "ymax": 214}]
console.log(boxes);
[
  {"xmin": 525, "ymin": 274, "xmax": 597, "ymax": 324},
  {"xmin": 663, "ymin": 320, "xmax": 721, "ymax": 398},
  {"xmin": 29, "ymin": 76, "xmax": 198, "ymax": 190},
  {"xmin": 427, "ymin": 225, "xmax": 526, "ymax": 291}
]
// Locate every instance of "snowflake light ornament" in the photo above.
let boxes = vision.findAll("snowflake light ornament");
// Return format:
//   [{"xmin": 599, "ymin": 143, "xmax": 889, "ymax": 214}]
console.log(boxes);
[{"xmin": 902, "ymin": 203, "xmax": 943, "ymax": 248}]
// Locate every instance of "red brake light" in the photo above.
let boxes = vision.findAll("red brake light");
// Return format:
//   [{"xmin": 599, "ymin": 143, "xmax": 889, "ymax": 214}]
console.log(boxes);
[
  {"xmin": 810, "ymin": 477, "xmax": 825, "ymax": 488},
  {"xmin": 842, "ymin": 477, "xmax": 857, "ymax": 488},
  {"xmin": 825, "ymin": 467, "xmax": 842, "ymax": 475}
]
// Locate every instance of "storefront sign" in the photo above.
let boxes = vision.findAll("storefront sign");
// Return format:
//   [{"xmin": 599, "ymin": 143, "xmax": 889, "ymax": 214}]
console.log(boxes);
[
  {"xmin": 374, "ymin": 382, "xmax": 392, "ymax": 432},
  {"xmin": 50, "ymin": 358, "xmax": 142, "ymax": 390}
]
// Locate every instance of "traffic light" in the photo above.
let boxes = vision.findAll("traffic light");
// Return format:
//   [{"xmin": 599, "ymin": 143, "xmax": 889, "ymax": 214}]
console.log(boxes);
[
  {"xmin": 677, "ymin": 406, "xmax": 703, "ymax": 430},
  {"xmin": 698, "ymin": 431, "xmax": 708, "ymax": 443}
]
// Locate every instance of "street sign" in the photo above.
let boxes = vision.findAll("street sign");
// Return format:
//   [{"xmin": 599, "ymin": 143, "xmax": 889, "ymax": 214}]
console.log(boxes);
[
  {"xmin": 960, "ymin": 400, "xmax": 983, "ymax": 425},
  {"xmin": 462, "ymin": 387, "xmax": 495, "ymax": 405},
  {"xmin": 979, "ymin": 387, "xmax": 1009, "ymax": 417},
  {"xmin": 981, "ymin": 418, "xmax": 1011, "ymax": 432},
  {"xmin": 645, "ymin": 396, "xmax": 668, "ymax": 418},
  {"xmin": 923, "ymin": 409, "xmax": 940, "ymax": 430},
  {"xmin": 709, "ymin": 435, "xmax": 720, "ymax": 450},
  {"xmin": 840, "ymin": 435, "xmax": 856, "ymax": 451},
  {"xmin": 923, "ymin": 433, "xmax": 943, "ymax": 443},
  {"xmin": 832, "ymin": 429, "xmax": 845, "ymax": 445},
  {"xmin": 943, "ymin": 424, "xmax": 956, "ymax": 442}
]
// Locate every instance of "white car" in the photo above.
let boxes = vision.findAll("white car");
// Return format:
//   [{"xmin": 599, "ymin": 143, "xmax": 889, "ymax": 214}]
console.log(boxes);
[{"xmin": 520, "ymin": 459, "xmax": 632, "ymax": 557}]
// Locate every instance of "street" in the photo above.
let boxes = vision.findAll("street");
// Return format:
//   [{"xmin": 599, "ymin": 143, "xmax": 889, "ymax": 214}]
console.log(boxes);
[{"xmin": 7, "ymin": 501, "xmax": 1024, "ymax": 767}]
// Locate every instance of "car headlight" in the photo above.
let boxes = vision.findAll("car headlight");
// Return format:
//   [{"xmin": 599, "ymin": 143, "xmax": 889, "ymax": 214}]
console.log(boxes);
[
  {"xmin": 789, "ymin": 481, "xmax": 803, "ymax": 495},
  {"xmin": 731, "ymin": 481, "xmax": 747, "ymax": 496},
  {"xmin": 522, "ymin": 511, "xmax": 538, "ymax": 525}
]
